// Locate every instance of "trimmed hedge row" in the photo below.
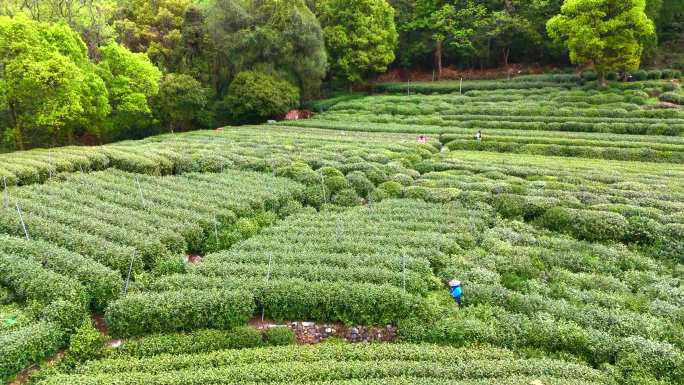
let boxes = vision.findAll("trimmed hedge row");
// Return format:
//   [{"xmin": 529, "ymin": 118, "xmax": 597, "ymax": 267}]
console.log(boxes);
[
  {"xmin": 140, "ymin": 275, "xmax": 428, "ymax": 327},
  {"xmin": 113, "ymin": 327, "xmax": 267, "ymax": 358},
  {"xmin": 43, "ymin": 359, "xmax": 605, "ymax": 385},
  {"xmin": 40, "ymin": 344, "xmax": 606, "ymax": 385},
  {"xmin": 444, "ymin": 138, "xmax": 684, "ymax": 163},
  {"xmin": 0, "ymin": 253, "xmax": 87, "ymax": 308},
  {"xmin": 257, "ymin": 279, "xmax": 427, "ymax": 326},
  {"xmin": 0, "ymin": 321, "xmax": 65, "ymax": 382},
  {"xmin": 439, "ymin": 131, "xmax": 684, "ymax": 149},
  {"xmin": 538, "ymin": 207, "xmax": 641, "ymax": 243},
  {"xmin": 660, "ymin": 91, "xmax": 684, "ymax": 105},
  {"xmin": 401, "ymin": 310, "xmax": 683, "ymax": 383},
  {"xmin": 0, "ymin": 235, "xmax": 121, "ymax": 311},
  {"xmin": 376, "ymin": 80, "xmax": 569, "ymax": 94},
  {"xmin": 321, "ymin": 110, "xmax": 684, "ymax": 136},
  {"xmin": 39, "ymin": 378, "xmax": 606, "ymax": 385},
  {"xmin": 0, "ymin": 207, "xmax": 141, "ymax": 276},
  {"xmin": 192, "ymin": 261, "xmax": 431, "ymax": 295},
  {"xmin": 0, "ymin": 126, "xmax": 432, "ymax": 189},
  {"xmin": 104, "ymin": 290, "xmax": 255, "ymax": 338},
  {"xmin": 0, "ymin": 147, "xmax": 110, "ymax": 186}
]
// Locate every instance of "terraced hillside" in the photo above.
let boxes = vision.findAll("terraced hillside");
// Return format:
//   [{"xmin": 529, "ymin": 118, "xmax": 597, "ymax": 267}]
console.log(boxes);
[
  {"xmin": 292, "ymin": 80, "xmax": 684, "ymax": 163},
  {"xmin": 1, "ymin": 78, "xmax": 682, "ymax": 385}
]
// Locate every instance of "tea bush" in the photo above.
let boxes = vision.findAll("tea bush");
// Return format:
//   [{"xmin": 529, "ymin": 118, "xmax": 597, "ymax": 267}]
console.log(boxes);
[
  {"xmin": 538, "ymin": 207, "xmax": 629, "ymax": 242},
  {"xmin": 0, "ymin": 321, "xmax": 64, "ymax": 382},
  {"xmin": 660, "ymin": 91, "xmax": 684, "ymax": 105},
  {"xmin": 222, "ymin": 71, "xmax": 299, "ymax": 124},
  {"xmin": 37, "ymin": 344, "xmax": 608, "ymax": 385},
  {"xmin": 105, "ymin": 290, "xmax": 255, "ymax": 338},
  {"xmin": 113, "ymin": 327, "xmax": 265, "ymax": 358},
  {"xmin": 0, "ymin": 254, "xmax": 87, "ymax": 308},
  {"xmin": 65, "ymin": 322, "xmax": 106, "ymax": 364},
  {"xmin": 0, "ymin": 236, "xmax": 121, "ymax": 311},
  {"xmin": 263, "ymin": 327, "xmax": 296, "ymax": 346}
]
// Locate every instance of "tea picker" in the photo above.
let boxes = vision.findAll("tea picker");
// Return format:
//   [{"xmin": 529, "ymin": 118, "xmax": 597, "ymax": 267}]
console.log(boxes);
[{"xmin": 448, "ymin": 279, "xmax": 462, "ymax": 305}]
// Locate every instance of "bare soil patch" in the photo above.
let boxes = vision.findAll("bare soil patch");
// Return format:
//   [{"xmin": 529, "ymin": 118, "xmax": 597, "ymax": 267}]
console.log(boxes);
[{"xmin": 251, "ymin": 318, "xmax": 397, "ymax": 344}]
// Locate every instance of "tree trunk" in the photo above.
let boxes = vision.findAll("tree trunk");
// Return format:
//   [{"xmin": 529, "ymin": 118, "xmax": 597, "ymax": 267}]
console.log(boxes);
[
  {"xmin": 435, "ymin": 40, "xmax": 443, "ymax": 79},
  {"xmin": 14, "ymin": 126, "xmax": 24, "ymax": 151},
  {"xmin": 598, "ymin": 71, "xmax": 607, "ymax": 87},
  {"xmin": 67, "ymin": 128, "xmax": 75, "ymax": 145},
  {"xmin": 8, "ymin": 103, "xmax": 24, "ymax": 150},
  {"xmin": 502, "ymin": 47, "xmax": 510, "ymax": 67}
]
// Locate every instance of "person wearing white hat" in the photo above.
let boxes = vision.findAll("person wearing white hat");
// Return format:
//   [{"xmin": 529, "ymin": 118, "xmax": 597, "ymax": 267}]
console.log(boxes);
[{"xmin": 448, "ymin": 279, "xmax": 462, "ymax": 305}]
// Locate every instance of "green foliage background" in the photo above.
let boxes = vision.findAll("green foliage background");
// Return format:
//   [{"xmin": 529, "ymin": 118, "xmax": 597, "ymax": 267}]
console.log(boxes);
[{"xmin": 0, "ymin": 0, "xmax": 682, "ymax": 151}]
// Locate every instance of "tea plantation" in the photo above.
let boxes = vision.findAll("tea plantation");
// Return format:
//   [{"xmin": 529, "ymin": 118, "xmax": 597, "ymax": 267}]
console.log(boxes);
[{"xmin": 1, "ymin": 78, "xmax": 683, "ymax": 385}]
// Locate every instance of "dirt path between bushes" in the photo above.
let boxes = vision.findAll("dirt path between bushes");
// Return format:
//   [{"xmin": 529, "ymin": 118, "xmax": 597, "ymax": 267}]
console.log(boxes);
[{"xmin": 250, "ymin": 318, "xmax": 397, "ymax": 344}]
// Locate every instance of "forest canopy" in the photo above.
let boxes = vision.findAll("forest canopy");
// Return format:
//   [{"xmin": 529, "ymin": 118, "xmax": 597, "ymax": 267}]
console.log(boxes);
[{"xmin": 0, "ymin": 0, "xmax": 682, "ymax": 150}]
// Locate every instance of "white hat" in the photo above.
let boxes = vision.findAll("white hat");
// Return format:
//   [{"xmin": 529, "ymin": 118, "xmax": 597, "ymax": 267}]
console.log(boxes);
[{"xmin": 448, "ymin": 279, "xmax": 461, "ymax": 287}]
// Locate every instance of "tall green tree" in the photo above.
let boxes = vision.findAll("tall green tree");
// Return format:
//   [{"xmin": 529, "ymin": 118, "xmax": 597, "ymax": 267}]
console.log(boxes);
[
  {"xmin": 487, "ymin": 1, "xmax": 554, "ymax": 67},
  {"xmin": 0, "ymin": 0, "xmax": 117, "ymax": 57},
  {"xmin": 206, "ymin": 0, "xmax": 326, "ymax": 101},
  {"xmin": 0, "ymin": 16, "xmax": 110, "ymax": 150},
  {"xmin": 205, "ymin": 0, "xmax": 252, "ymax": 96},
  {"xmin": 178, "ymin": 5, "xmax": 213, "ymax": 83},
  {"xmin": 222, "ymin": 70, "xmax": 300, "ymax": 124},
  {"xmin": 547, "ymin": 0, "xmax": 656, "ymax": 84},
  {"xmin": 655, "ymin": 0, "xmax": 684, "ymax": 42},
  {"xmin": 317, "ymin": 0, "xmax": 398, "ymax": 84},
  {"xmin": 388, "ymin": 0, "xmax": 432, "ymax": 69},
  {"xmin": 113, "ymin": 0, "xmax": 191, "ymax": 72},
  {"xmin": 153, "ymin": 73, "xmax": 210, "ymax": 132},
  {"xmin": 256, "ymin": 0, "xmax": 327, "ymax": 101},
  {"xmin": 401, "ymin": 0, "xmax": 489, "ymax": 77},
  {"xmin": 96, "ymin": 43, "xmax": 162, "ymax": 139}
]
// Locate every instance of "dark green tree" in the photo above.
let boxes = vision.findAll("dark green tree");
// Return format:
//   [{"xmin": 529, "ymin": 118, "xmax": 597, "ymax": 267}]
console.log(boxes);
[
  {"xmin": 97, "ymin": 43, "xmax": 162, "ymax": 139},
  {"xmin": 401, "ymin": 0, "xmax": 489, "ymax": 77},
  {"xmin": 548, "ymin": 0, "xmax": 656, "ymax": 84},
  {"xmin": 0, "ymin": 0, "xmax": 118, "ymax": 58},
  {"xmin": 0, "ymin": 17, "xmax": 110, "ymax": 149},
  {"xmin": 113, "ymin": 0, "xmax": 192, "ymax": 72},
  {"xmin": 222, "ymin": 70, "xmax": 299, "ymax": 124},
  {"xmin": 206, "ymin": 0, "xmax": 325, "ymax": 101},
  {"xmin": 317, "ymin": 0, "xmax": 398, "ymax": 84},
  {"xmin": 153, "ymin": 73, "xmax": 211, "ymax": 132}
]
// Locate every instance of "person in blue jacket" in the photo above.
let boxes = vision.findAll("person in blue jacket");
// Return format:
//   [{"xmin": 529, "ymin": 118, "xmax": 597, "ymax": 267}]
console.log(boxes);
[{"xmin": 449, "ymin": 279, "xmax": 462, "ymax": 305}]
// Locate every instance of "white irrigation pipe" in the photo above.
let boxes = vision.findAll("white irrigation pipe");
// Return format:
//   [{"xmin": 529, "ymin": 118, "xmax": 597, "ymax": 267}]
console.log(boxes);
[
  {"xmin": 213, "ymin": 214, "xmax": 220, "ymax": 249},
  {"xmin": 135, "ymin": 176, "xmax": 146, "ymax": 207},
  {"xmin": 261, "ymin": 253, "xmax": 273, "ymax": 322},
  {"xmin": 123, "ymin": 251, "xmax": 136, "ymax": 294},
  {"xmin": 401, "ymin": 252, "xmax": 407, "ymax": 292},
  {"xmin": 319, "ymin": 173, "xmax": 327, "ymax": 204},
  {"xmin": 2, "ymin": 176, "xmax": 8, "ymax": 209},
  {"xmin": 266, "ymin": 254, "xmax": 273, "ymax": 282},
  {"xmin": 15, "ymin": 203, "xmax": 29, "ymax": 240},
  {"xmin": 48, "ymin": 151, "xmax": 53, "ymax": 180}
]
